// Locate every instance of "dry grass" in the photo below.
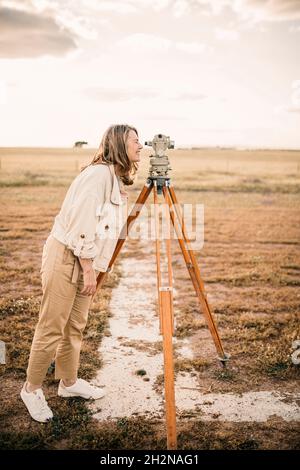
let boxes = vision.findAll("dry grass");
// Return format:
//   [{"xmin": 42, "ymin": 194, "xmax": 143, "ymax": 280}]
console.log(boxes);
[{"xmin": 0, "ymin": 146, "xmax": 300, "ymax": 449}]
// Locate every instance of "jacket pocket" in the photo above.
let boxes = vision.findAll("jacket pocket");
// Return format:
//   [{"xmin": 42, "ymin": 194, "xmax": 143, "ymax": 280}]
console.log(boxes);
[
  {"xmin": 94, "ymin": 202, "xmax": 123, "ymax": 272},
  {"xmin": 96, "ymin": 201, "xmax": 125, "ymax": 240},
  {"xmin": 62, "ymin": 246, "xmax": 76, "ymax": 266}
]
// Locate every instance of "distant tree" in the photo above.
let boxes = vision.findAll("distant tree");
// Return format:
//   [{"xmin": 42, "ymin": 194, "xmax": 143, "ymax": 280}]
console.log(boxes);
[{"xmin": 74, "ymin": 141, "xmax": 88, "ymax": 148}]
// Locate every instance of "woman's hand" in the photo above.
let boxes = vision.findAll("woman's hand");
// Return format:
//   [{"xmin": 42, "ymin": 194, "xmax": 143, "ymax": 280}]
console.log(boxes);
[
  {"xmin": 81, "ymin": 268, "xmax": 97, "ymax": 296},
  {"xmin": 78, "ymin": 258, "xmax": 97, "ymax": 296}
]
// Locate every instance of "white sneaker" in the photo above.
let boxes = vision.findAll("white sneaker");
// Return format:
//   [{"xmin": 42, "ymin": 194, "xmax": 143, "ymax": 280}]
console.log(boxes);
[
  {"xmin": 58, "ymin": 378, "xmax": 106, "ymax": 400},
  {"xmin": 20, "ymin": 384, "xmax": 53, "ymax": 423}
]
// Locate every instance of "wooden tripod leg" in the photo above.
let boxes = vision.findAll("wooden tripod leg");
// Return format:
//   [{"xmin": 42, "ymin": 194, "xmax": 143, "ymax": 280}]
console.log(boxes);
[
  {"xmin": 168, "ymin": 186, "xmax": 207, "ymax": 294},
  {"xmin": 95, "ymin": 182, "xmax": 153, "ymax": 292},
  {"xmin": 154, "ymin": 183, "xmax": 177, "ymax": 449},
  {"xmin": 160, "ymin": 288, "xmax": 177, "ymax": 450},
  {"xmin": 164, "ymin": 193, "xmax": 175, "ymax": 335},
  {"xmin": 153, "ymin": 182, "xmax": 163, "ymax": 334},
  {"xmin": 163, "ymin": 186, "xmax": 227, "ymax": 362}
]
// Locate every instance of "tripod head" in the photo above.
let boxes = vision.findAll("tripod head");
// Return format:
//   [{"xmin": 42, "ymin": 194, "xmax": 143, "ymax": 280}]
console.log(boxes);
[{"xmin": 145, "ymin": 133, "xmax": 174, "ymax": 193}]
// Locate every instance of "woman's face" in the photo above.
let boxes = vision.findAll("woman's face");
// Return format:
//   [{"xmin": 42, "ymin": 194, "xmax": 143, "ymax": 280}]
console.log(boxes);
[{"xmin": 126, "ymin": 130, "xmax": 143, "ymax": 163}]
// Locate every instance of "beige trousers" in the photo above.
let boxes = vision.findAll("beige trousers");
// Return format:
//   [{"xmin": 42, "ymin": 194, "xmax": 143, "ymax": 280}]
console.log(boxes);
[{"xmin": 27, "ymin": 235, "xmax": 97, "ymax": 385}]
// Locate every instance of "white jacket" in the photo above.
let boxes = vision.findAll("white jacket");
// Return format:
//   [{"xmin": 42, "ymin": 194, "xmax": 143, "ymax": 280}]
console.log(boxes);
[{"xmin": 50, "ymin": 163, "xmax": 128, "ymax": 272}]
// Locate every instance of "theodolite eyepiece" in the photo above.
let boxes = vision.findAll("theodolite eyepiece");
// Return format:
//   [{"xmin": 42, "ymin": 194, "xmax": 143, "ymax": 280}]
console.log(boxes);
[{"xmin": 145, "ymin": 134, "xmax": 175, "ymax": 157}]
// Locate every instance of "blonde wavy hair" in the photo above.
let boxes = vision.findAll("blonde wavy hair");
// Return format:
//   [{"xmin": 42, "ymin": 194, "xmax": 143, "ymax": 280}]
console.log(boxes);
[{"xmin": 81, "ymin": 124, "xmax": 139, "ymax": 185}]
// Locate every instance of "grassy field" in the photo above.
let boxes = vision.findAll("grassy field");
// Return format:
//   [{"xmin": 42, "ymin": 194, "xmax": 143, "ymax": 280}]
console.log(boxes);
[{"xmin": 0, "ymin": 146, "xmax": 299, "ymax": 450}]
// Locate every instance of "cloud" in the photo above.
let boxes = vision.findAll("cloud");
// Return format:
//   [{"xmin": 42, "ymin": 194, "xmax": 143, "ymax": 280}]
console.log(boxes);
[
  {"xmin": 214, "ymin": 28, "xmax": 239, "ymax": 41},
  {"xmin": 0, "ymin": 5, "xmax": 77, "ymax": 58},
  {"xmin": 172, "ymin": 0, "xmax": 190, "ymax": 17},
  {"xmin": 54, "ymin": 10, "xmax": 99, "ymax": 41},
  {"xmin": 148, "ymin": 0, "xmax": 300, "ymax": 23},
  {"xmin": 82, "ymin": 0, "xmax": 137, "ymax": 14},
  {"xmin": 1, "ymin": 1, "xmax": 100, "ymax": 40},
  {"xmin": 231, "ymin": 0, "xmax": 300, "ymax": 24},
  {"xmin": 5, "ymin": 0, "xmax": 300, "ymax": 26},
  {"xmin": 176, "ymin": 41, "xmax": 212, "ymax": 54},
  {"xmin": 84, "ymin": 86, "xmax": 159, "ymax": 101},
  {"xmin": 84, "ymin": 86, "xmax": 208, "ymax": 103},
  {"xmin": 172, "ymin": 91, "xmax": 207, "ymax": 100},
  {"xmin": 211, "ymin": 0, "xmax": 300, "ymax": 23},
  {"xmin": 117, "ymin": 33, "xmax": 172, "ymax": 52},
  {"xmin": 117, "ymin": 33, "xmax": 211, "ymax": 57},
  {"xmin": 141, "ymin": 114, "xmax": 188, "ymax": 121}
]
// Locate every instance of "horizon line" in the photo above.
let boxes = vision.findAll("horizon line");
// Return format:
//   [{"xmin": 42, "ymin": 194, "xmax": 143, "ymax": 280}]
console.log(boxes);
[{"xmin": 0, "ymin": 145, "xmax": 299, "ymax": 152}]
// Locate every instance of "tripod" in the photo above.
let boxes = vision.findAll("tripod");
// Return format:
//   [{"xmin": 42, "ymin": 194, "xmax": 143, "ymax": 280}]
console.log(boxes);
[{"xmin": 95, "ymin": 138, "xmax": 228, "ymax": 450}]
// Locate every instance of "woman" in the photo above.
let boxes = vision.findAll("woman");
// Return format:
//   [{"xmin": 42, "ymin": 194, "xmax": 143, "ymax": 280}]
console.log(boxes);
[{"xmin": 21, "ymin": 124, "xmax": 143, "ymax": 423}]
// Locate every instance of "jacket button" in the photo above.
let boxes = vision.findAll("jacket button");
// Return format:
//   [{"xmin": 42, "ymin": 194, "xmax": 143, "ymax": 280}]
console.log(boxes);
[
  {"xmin": 80, "ymin": 234, "xmax": 85, "ymax": 238},
  {"xmin": 105, "ymin": 225, "xmax": 109, "ymax": 230}
]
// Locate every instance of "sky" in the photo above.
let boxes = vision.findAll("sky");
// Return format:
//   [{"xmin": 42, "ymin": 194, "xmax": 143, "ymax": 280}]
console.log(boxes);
[{"xmin": 0, "ymin": 0, "xmax": 300, "ymax": 149}]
